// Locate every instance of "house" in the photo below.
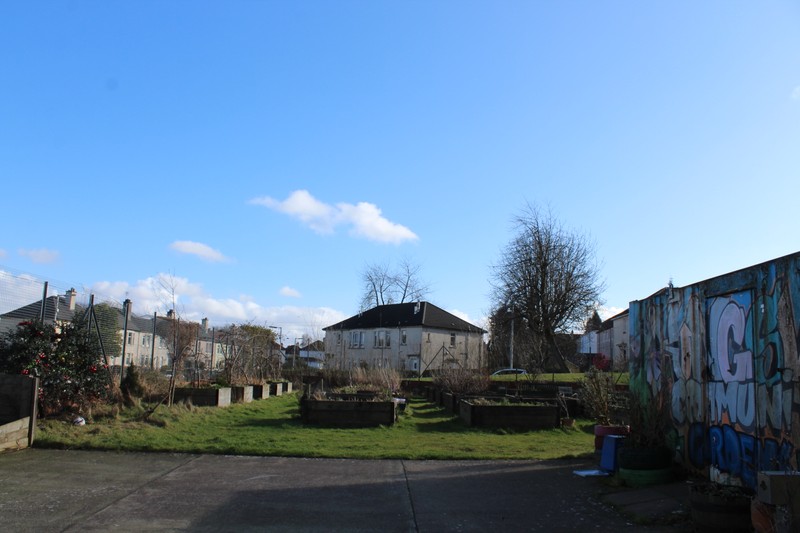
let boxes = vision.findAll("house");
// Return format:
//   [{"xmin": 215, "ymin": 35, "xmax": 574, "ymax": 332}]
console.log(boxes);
[
  {"xmin": 629, "ymin": 251, "xmax": 800, "ymax": 489},
  {"xmin": 0, "ymin": 288, "xmax": 82, "ymax": 336},
  {"xmin": 323, "ymin": 301, "xmax": 487, "ymax": 375},
  {"xmin": 0, "ymin": 290, "xmax": 225, "ymax": 375},
  {"xmin": 574, "ymin": 309, "xmax": 629, "ymax": 371},
  {"xmin": 286, "ymin": 340, "xmax": 325, "ymax": 369}
]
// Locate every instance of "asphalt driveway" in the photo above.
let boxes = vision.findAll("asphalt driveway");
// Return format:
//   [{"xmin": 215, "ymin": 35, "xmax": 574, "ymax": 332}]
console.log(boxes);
[{"xmin": 0, "ymin": 449, "xmax": 686, "ymax": 532}]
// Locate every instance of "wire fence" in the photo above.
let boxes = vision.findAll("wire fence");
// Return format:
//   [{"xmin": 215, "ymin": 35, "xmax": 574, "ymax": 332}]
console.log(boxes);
[
  {"xmin": 0, "ymin": 266, "xmax": 284, "ymax": 383},
  {"xmin": 0, "ymin": 267, "xmax": 163, "ymax": 370},
  {"xmin": 0, "ymin": 266, "xmax": 123, "ymax": 325}
]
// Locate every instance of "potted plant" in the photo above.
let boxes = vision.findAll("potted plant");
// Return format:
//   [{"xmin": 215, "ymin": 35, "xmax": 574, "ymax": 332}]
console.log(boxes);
[
  {"xmin": 616, "ymin": 385, "xmax": 673, "ymax": 486},
  {"xmin": 579, "ymin": 367, "xmax": 628, "ymax": 450}
]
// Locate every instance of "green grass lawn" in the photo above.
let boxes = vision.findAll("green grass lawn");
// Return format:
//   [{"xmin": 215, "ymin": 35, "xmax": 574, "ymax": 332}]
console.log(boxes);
[{"xmin": 35, "ymin": 394, "xmax": 596, "ymax": 460}]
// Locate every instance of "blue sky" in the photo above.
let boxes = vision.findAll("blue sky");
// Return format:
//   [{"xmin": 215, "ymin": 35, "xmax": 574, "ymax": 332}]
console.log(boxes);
[{"xmin": 2, "ymin": 2, "xmax": 799, "ymax": 344}]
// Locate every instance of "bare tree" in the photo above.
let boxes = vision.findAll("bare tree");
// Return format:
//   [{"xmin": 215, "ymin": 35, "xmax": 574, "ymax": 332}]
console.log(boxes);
[
  {"xmin": 153, "ymin": 272, "xmax": 198, "ymax": 404},
  {"xmin": 359, "ymin": 258, "xmax": 429, "ymax": 311},
  {"xmin": 491, "ymin": 205, "xmax": 604, "ymax": 372}
]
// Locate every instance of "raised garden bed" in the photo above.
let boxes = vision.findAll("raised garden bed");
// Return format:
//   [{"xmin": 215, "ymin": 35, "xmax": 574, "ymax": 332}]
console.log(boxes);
[
  {"xmin": 173, "ymin": 387, "xmax": 231, "ymax": 407},
  {"xmin": 250, "ymin": 384, "xmax": 270, "ymax": 400},
  {"xmin": 300, "ymin": 397, "xmax": 399, "ymax": 427},
  {"xmin": 231, "ymin": 385, "xmax": 254, "ymax": 403},
  {"xmin": 458, "ymin": 399, "xmax": 560, "ymax": 430}
]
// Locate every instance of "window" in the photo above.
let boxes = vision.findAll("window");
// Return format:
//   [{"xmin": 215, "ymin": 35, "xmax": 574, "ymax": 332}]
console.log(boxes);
[
  {"xmin": 401, "ymin": 330, "xmax": 407, "ymax": 345},
  {"xmin": 127, "ymin": 332, "xmax": 135, "ymax": 345},
  {"xmin": 450, "ymin": 333, "xmax": 456, "ymax": 347},
  {"xmin": 142, "ymin": 334, "xmax": 151, "ymax": 347},
  {"xmin": 374, "ymin": 330, "xmax": 391, "ymax": 348},
  {"xmin": 206, "ymin": 342, "xmax": 212, "ymax": 352},
  {"xmin": 350, "ymin": 331, "xmax": 364, "ymax": 348}
]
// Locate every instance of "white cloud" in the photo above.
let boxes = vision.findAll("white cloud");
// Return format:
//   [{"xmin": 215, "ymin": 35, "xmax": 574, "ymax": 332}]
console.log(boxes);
[
  {"xmin": 280, "ymin": 286, "xmax": 302, "ymax": 298},
  {"xmin": 250, "ymin": 189, "xmax": 419, "ymax": 244},
  {"xmin": 792, "ymin": 86, "xmax": 800, "ymax": 100},
  {"xmin": 18, "ymin": 248, "xmax": 59, "ymax": 264},
  {"xmin": 598, "ymin": 305, "xmax": 627, "ymax": 320},
  {"xmin": 170, "ymin": 240, "xmax": 230, "ymax": 263}
]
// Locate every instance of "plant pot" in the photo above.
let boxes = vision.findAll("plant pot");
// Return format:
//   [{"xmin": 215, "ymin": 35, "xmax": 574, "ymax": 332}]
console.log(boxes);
[
  {"xmin": 689, "ymin": 483, "xmax": 752, "ymax": 532},
  {"xmin": 617, "ymin": 467, "xmax": 672, "ymax": 487},
  {"xmin": 617, "ymin": 446, "xmax": 672, "ymax": 470},
  {"xmin": 593, "ymin": 424, "xmax": 629, "ymax": 451}
]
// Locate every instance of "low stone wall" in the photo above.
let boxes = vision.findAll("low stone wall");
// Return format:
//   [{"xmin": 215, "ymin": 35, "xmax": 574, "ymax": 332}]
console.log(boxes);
[
  {"xmin": 301, "ymin": 398, "xmax": 397, "ymax": 427},
  {"xmin": 0, "ymin": 417, "xmax": 33, "ymax": 452},
  {"xmin": 459, "ymin": 400, "xmax": 560, "ymax": 430},
  {"xmin": 173, "ymin": 387, "xmax": 232, "ymax": 407},
  {"xmin": 0, "ymin": 374, "xmax": 39, "ymax": 451}
]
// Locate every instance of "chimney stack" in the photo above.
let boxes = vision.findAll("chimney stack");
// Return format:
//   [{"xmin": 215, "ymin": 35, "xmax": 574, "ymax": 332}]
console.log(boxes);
[{"xmin": 67, "ymin": 288, "xmax": 77, "ymax": 311}]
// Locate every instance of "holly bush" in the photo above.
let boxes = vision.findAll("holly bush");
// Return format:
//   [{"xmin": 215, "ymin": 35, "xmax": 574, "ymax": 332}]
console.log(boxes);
[{"xmin": 0, "ymin": 318, "xmax": 113, "ymax": 415}]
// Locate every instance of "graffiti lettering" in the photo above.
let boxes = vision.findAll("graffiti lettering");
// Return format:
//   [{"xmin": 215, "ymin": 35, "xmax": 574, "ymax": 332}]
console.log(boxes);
[
  {"xmin": 756, "ymin": 381, "xmax": 794, "ymax": 430},
  {"xmin": 709, "ymin": 380, "xmax": 756, "ymax": 430},
  {"xmin": 688, "ymin": 422, "xmax": 795, "ymax": 489},
  {"xmin": 712, "ymin": 300, "xmax": 753, "ymax": 383},
  {"xmin": 671, "ymin": 377, "xmax": 703, "ymax": 426}
]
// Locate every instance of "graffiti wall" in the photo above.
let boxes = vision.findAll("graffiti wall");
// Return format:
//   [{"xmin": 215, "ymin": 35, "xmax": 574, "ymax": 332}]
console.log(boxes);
[{"xmin": 629, "ymin": 253, "xmax": 800, "ymax": 488}]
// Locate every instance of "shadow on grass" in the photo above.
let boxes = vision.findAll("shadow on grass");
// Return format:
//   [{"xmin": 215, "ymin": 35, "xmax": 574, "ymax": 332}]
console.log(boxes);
[{"xmin": 408, "ymin": 405, "xmax": 451, "ymax": 419}]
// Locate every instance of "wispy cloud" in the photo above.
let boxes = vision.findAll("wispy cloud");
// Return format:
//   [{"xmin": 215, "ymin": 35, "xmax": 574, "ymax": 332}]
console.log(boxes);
[
  {"xmin": 280, "ymin": 286, "xmax": 302, "ymax": 298},
  {"xmin": 792, "ymin": 85, "xmax": 800, "ymax": 100},
  {"xmin": 250, "ymin": 190, "xmax": 419, "ymax": 245},
  {"xmin": 169, "ymin": 240, "xmax": 230, "ymax": 263},
  {"xmin": 18, "ymin": 248, "xmax": 59, "ymax": 264}
]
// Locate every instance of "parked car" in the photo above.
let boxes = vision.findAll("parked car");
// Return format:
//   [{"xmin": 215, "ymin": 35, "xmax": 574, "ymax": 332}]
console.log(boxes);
[{"xmin": 491, "ymin": 368, "xmax": 528, "ymax": 376}]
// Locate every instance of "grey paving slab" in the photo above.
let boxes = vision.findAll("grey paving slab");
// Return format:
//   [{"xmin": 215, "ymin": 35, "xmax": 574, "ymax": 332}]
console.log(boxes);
[{"xmin": 0, "ymin": 449, "xmax": 689, "ymax": 532}]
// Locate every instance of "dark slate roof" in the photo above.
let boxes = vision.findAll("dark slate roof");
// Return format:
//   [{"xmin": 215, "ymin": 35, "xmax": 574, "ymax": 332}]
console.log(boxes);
[
  {"xmin": 0, "ymin": 297, "xmax": 193, "ymax": 337},
  {"xmin": 323, "ymin": 302, "xmax": 486, "ymax": 334},
  {"xmin": 0, "ymin": 295, "xmax": 83, "ymax": 324}
]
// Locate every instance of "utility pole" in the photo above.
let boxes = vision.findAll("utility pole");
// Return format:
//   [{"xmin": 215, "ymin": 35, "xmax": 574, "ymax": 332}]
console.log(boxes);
[{"xmin": 120, "ymin": 299, "xmax": 131, "ymax": 385}]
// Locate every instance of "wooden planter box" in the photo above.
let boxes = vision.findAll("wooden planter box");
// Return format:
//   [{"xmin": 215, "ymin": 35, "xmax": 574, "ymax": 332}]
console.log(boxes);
[
  {"xmin": 458, "ymin": 400, "xmax": 560, "ymax": 430},
  {"xmin": 251, "ymin": 385, "xmax": 270, "ymax": 400},
  {"xmin": 231, "ymin": 385, "xmax": 254, "ymax": 403},
  {"xmin": 301, "ymin": 398, "xmax": 398, "ymax": 427},
  {"xmin": 441, "ymin": 391, "xmax": 459, "ymax": 413},
  {"xmin": 174, "ymin": 387, "xmax": 231, "ymax": 407}
]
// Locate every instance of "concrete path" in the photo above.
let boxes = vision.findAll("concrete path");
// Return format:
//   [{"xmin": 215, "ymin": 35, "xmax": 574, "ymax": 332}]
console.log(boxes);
[{"xmin": 0, "ymin": 449, "xmax": 687, "ymax": 532}]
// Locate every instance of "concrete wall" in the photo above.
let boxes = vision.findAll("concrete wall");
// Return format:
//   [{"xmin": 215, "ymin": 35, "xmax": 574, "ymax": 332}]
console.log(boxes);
[
  {"xmin": 0, "ymin": 374, "xmax": 39, "ymax": 451},
  {"xmin": 629, "ymin": 253, "xmax": 800, "ymax": 488}
]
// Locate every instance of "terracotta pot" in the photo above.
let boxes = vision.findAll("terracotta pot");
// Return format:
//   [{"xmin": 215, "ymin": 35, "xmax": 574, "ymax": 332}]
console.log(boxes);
[{"xmin": 593, "ymin": 424, "xmax": 629, "ymax": 450}]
